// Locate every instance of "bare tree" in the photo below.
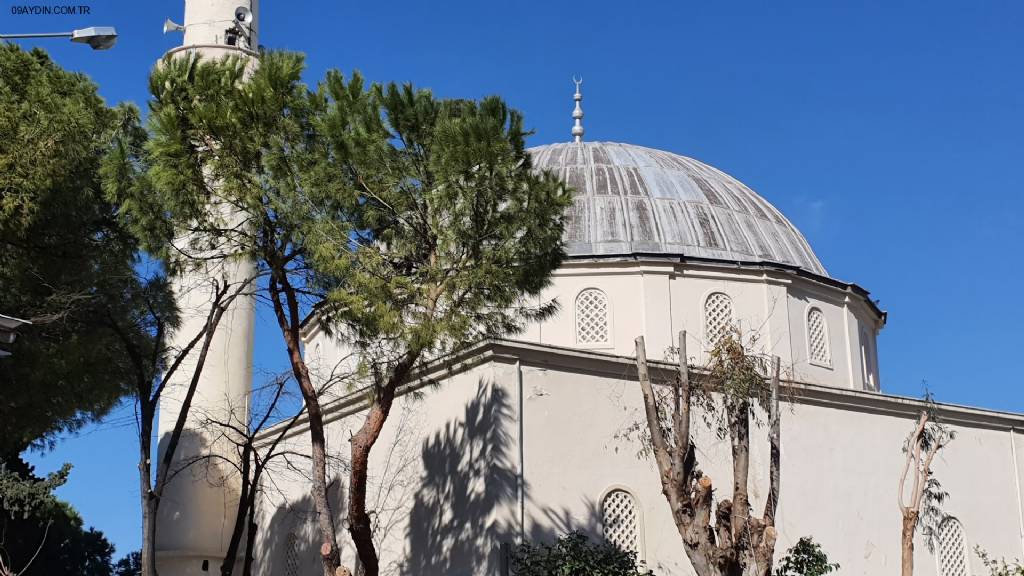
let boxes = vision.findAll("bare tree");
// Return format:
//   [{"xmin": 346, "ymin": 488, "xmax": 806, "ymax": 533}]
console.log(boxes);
[
  {"xmin": 181, "ymin": 373, "xmax": 309, "ymax": 576},
  {"xmin": 106, "ymin": 276, "xmax": 253, "ymax": 576},
  {"xmin": 635, "ymin": 328, "xmax": 781, "ymax": 576},
  {"xmin": 898, "ymin": 405, "xmax": 954, "ymax": 576}
]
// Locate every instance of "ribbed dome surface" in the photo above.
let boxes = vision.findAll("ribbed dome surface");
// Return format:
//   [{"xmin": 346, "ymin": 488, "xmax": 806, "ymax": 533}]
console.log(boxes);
[{"xmin": 528, "ymin": 142, "xmax": 827, "ymax": 277}]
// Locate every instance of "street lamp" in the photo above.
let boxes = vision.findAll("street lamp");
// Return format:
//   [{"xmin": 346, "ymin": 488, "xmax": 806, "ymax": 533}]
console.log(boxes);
[
  {"xmin": 0, "ymin": 314, "xmax": 30, "ymax": 359},
  {"xmin": 0, "ymin": 26, "xmax": 118, "ymax": 50}
]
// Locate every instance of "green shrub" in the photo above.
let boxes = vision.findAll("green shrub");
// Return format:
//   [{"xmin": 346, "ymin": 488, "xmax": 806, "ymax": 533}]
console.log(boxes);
[
  {"xmin": 976, "ymin": 547, "xmax": 1024, "ymax": 576},
  {"xmin": 511, "ymin": 531, "xmax": 653, "ymax": 576},
  {"xmin": 774, "ymin": 537, "xmax": 839, "ymax": 576}
]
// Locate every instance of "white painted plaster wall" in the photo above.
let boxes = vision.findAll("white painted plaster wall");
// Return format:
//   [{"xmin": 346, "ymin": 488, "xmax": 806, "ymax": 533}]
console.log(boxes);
[
  {"xmin": 507, "ymin": 260, "xmax": 882, "ymax": 390},
  {"xmin": 254, "ymin": 345, "xmax": 1023, "ymax": 576}
]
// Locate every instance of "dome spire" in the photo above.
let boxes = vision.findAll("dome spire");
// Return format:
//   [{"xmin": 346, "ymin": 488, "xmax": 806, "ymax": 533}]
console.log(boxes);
[{"xmin": 571, "ymin": 76, "xmax": 584, "ymax": 143}]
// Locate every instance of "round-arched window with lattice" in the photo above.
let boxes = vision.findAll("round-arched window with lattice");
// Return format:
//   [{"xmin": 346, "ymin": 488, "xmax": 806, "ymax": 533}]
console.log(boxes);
[
  {"xmin": 936, "ymin": 517, "xmax": 968, "ymax": 576},
  {"xmin": 601, "ymin": 489, "xmax": 639, "ymax": 554},
  {"xmin": 284, "ymin": 532, "xmax": 300, "ymax": 576},
  {"xmin": 704, "ymin": 292, "xmax": 734, "ymax": 347},
  {"xmin": 575, "ymin": 288, "xmax": 610, "ymax": 345},
  {"xmin": 807, "ymin": 307, "xmax": 831, "ymax": 367}
]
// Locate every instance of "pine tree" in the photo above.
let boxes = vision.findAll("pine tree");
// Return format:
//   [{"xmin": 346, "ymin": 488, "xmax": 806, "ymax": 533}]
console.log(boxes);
[
  {"xmin": 117, "ymin": 50, "xmax": 571, "ymax": 576},
  {"xmin": 0, "ymin": 44, "xmax": 151, "ymax": 454}
]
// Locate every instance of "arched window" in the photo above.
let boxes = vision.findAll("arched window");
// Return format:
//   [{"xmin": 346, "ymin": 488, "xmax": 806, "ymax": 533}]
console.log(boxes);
[
  {"xmin": 936, "ymin": 517, "xmax": 969, "ymax": 576},
  {"xmin": 601, "ymin": 489, "xmax": 640, "ymax": 554},
  {"xmin": 860, "ymin": 328, "xmax": 877, "ymax": 390},
  {"xmin": 575, "ymin": 288, "xmax": 610, "ymax": 346},
  {"xmin": 704, "ymin": 292, "xmax": 734, "ymax": 347},
  {"xmin": 284, "ymin": 532, "xmax": 300, "ymax": 576},
  {"xmin": 806, "ymin": 307, "xmax": 831, "ymax": 368}
]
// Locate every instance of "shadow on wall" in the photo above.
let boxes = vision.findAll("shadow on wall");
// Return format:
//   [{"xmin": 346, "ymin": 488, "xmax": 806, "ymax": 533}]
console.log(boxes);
[
  {"xmin": 403, "ymin": 380, "xmax": 517, "ymax": 576},
  {"xmin": 252, "ymin": 379, "xmax": 606, "ymax": 575},
  {"xmin": 403, "ymin": 379, "xmax": 605, "ymax": 576},
  {"xmin": 155, "ymin": 428, "xmax": 237, "ymax": 563},
  {"xmin": 528, "ymin": 497, "xmax": 601, "ymax": 545},
  {"xmin": 255, "ymin": 475, "xmax": 346, "ymax": 576}
]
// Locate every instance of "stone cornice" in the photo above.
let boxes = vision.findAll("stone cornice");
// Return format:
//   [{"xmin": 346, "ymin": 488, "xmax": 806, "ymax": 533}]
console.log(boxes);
[{"xmin": 257, "ymin": 339, "xmax": 1022, "ymax": 445}]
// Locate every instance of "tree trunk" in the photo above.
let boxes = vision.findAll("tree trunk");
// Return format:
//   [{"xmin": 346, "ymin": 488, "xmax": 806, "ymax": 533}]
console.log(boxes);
[
  {"xmin": 139, "ymin": 411, "xmax": 158, "ymax": 576},
  {"xmin": 729, "ymin": 400, "xmax": 751, "ymax": 545},
  {"xmin": 347, "ymin": 395, "xmax": 394, "ymax": 576},
  {"xmin": 901, "ymin": 511, "xmax": 917, "ymax": 576},
  {"xmin": 309, "ymin": 403, "xmax": 342, "ymax": 576},
  {"xmin": 220, "ymin": 440, "xmax": 253, "ymax": 576},
  {"xmin": 242, "ymin": 496, "xmax": 257, "ymax": 576},
  {"xmin": 269, "ymin": 272, "xmax": 342, "ymax": 576}
]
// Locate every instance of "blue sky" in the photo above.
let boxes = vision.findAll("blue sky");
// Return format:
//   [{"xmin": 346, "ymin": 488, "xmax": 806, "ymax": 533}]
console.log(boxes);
[{"xmin": 9, "ymin": 0, "xmax": 1024, "ymax": 559}]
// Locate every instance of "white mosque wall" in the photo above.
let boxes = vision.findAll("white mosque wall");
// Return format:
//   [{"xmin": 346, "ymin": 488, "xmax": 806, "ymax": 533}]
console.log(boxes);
[
  {"xmin": 253, "ymin": 342, "xmax": 1024, "ymax": 576},
  {"xmin": 252, "ymin": 361, "xmax": 516, "ymax": 576}
]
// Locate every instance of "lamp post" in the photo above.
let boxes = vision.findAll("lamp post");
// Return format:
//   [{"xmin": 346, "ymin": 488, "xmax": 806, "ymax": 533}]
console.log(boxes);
[
  {"xmin": 0, "ymin": 26, "xmax": 118, "ymax": 50},
  {"xmin": 0, "ymin": 314, "xmax": 30, "ymax": 359}
]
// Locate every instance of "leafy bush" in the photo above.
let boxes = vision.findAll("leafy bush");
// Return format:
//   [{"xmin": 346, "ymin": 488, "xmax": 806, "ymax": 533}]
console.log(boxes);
[
  {"xmin": 774, "ymin": 537, "xmax": 839, "ymax": 576},
  {"xmin": 511, "ymin": 531, "xmax": 653, "ymax": 576},
  {"xmin": 976, "ymin": 547, "xmax": 1024, "ymax": 576}
]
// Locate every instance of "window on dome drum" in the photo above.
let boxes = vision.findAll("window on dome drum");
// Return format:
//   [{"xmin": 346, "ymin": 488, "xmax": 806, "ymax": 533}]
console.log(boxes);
[
  {"xmin": 704, "ymin": 292, "xmax": 734, "ymax": 348},
  {"xmin": 936, "ymin": 517, "xmax": 969, "ymax": 576},
  {"xmin": 575, "ymin": 288, "xmax": 610, "ymax": 346},
  {"xmin": 601, "ymin": 489, "xmax": 640, "ymax": 555},
  {"xmin": 284, "ymin": 532, "xmax": 300, "ymax": 576},
  {"xmin": 806, "ymin": 308, "xmax": 831, "ymax": 368},
  {"xmin": 860, "ymin": 328, "xmax": 876, "ymax": 390}
]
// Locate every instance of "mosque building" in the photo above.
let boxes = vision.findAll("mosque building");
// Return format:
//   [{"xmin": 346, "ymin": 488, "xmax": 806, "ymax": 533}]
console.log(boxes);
[{"xmin": 155, "ymin": 1, "xmax": 1024, "ymax": 575}]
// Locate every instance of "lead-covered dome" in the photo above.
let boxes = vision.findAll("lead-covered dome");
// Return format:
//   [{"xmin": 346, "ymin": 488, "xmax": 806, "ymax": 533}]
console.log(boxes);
[{"xmin": 529, "ymin": 142, "xmax": 827, "ymax": 277}]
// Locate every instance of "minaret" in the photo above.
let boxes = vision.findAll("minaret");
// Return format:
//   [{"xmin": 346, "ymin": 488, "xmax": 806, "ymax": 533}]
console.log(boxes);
[
  {"xmin": 155, "ymin": 2, "xmax": 258, "ymax": 575},
  {"xmin": 571, "ymin": 77, "xmax": 584, "ymax": 143}
]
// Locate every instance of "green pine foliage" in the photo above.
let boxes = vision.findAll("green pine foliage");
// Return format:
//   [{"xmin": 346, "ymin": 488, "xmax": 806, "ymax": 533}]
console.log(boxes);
[
  {"xmin": 113, "ymin": 551, "xmax": 142, "ymax": 576},
  {"xmin": 0, "ymin": 44, "xmax": 154, "ymax": 453},
  {"xmin": 120, "ymin": 49, "xmax": 572, "ymax": 358},
  {"xmin": 511, "ymin": 532, "xmax": 654, "ymax": 576},
  {"xmin": 313, "ymin": 72, "xmax": 572, "ymax": 357},
  {"xmin": 109, "ymin": 49, "xmax": 573, "ymax": 574}
]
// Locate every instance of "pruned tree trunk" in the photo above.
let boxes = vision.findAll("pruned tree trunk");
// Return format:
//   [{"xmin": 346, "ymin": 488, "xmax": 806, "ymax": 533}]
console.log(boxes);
[
  {"xmin": 634, "ymin": 331, "xmax": 781, "ymax": 576},
  {"xmin": 901, "ymin": 510, "xmax": 917, "ymax": 576},
  {"xmin": 897, "ymin": 408, "xmax": 952, "ymax": 576}
]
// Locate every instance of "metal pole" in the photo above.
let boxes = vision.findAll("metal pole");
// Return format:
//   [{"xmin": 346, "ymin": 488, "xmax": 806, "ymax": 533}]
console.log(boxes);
[
  {"xmin": 0, "ymin": 33, "xmax": 73, "ymax": 39},
  {"xmin": 516, "ymin": 360, "xmax": 525, "ymax": 544}
]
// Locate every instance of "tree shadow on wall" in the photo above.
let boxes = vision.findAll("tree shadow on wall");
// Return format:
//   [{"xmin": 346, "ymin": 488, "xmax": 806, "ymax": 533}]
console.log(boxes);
[
  {"xmin": 527, "ymin": 497, "xmax": 601, "ymax": 545},
  {"xmin": 402, "ymin": 380, "xmax": 517, "ymax": 576},
  {"xmin": 255, "ymin": 475, "xmax": 346, "ymax": 576}
]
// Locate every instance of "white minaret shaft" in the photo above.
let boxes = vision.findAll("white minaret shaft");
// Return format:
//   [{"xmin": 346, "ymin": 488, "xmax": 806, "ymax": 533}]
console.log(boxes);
[
  {"xmin": 155, "ymin": 2, "xmax": 259, "ymax": 576},
  {"xmin": 571, "ymin": 76, "xmax": 584, "ymax": 143}
]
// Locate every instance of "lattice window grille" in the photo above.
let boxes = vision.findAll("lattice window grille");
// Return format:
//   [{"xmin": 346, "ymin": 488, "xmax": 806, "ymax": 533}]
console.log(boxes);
[
  {"xmin": 284, "ymin": 532, "xmax": 300, "ymax": 576},
  {"xmin": 807, "ymin": 308, "xmax": 831, "ymax": 367},
  {"xmin": 576, "ymin": 289, "xmax": 610, "ymax": 345},
  {"xmin": 937, "ymin": 518, "xmax": 969, "ymax": 576},
  {"xmin": 601, "ymin": 489, "xmax": 639, "ymax": 554},
  {"xmin": 704, "ymin": 292, "xmax": 734, "ymax": 347}
]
